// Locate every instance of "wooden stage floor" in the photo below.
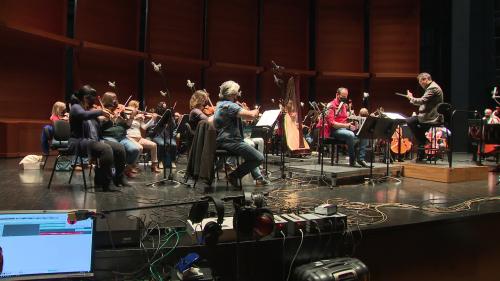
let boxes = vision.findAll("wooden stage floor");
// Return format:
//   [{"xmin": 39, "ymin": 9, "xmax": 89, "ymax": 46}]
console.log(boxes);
[{"xmin": 3, "ymin": 153, "xmax": 500, "ymax": 231}]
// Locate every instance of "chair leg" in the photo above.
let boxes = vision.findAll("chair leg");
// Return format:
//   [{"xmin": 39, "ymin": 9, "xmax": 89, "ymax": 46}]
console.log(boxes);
[
  {"xmin": 330, "ymin": 144, "xmax": 334, "ymax": 166},
  {"xmin": 80, "ymin": 156, "xmax": 87, "ymax": 190},
  {"xmin": 317, "ymin": 144, "xmax": 321, "ymax": 164},
  {"xmin": 42, "ymin": 154, "xmax": 50, "ymax": 169},
  {"xmin": 223, "ymin": 156, "xmax": 229, "ymax": 189},
  {"xmin": 236, "ymin": 157, "xmax": 242, "ymax": 188},
  {"xmin": 335, "ymin": 145, "xmax": 340, "ymax": 164},
  {"xmin": 47, "ymin": 155, "xmax": 60, "ymax": 189},
  {"xmin": 68, "ymin": 154, "xmax": 79, "ymax": 184}
]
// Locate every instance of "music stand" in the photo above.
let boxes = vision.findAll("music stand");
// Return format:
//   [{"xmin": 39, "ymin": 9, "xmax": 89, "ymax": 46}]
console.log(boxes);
[
  {"xmin": 147, "ymin": 109, "xmax": 187, "ymax": 187},
  {"xmin": 254, "ymin": 109, "xmax": 281, "ymax": 175},
  {"xmin": 357, "ymin": 116, "xmax": 402, "ymax": 182}
]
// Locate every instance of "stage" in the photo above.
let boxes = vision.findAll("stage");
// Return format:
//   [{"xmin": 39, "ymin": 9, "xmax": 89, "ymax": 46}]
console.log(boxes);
[{"xmin": 3, "ymin": 153, "xmax": 500, "ymax": 281}]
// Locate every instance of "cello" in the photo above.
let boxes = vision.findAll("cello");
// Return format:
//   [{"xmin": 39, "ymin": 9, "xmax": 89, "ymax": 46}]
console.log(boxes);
[{"xmin": 390, "ymin": 125, "xmax": 412, "ymax": 158}]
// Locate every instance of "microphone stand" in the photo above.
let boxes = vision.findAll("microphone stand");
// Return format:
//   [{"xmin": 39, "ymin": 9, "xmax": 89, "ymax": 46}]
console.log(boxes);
[
  {"xmin": 317, "ymin": 104, "xmax": 332, "ymax": 187},
  {"xmin": 271, "ymin": 63, "xmax": 287, "ymax": 180},
  {"xmin": 146, "ymin": 109, "xmax": 187, "ymax": 187}
]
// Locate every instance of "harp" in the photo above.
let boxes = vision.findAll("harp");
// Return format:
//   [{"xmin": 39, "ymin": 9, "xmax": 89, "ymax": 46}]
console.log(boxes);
[{"xmin": 283, "ymin": 76, "xmax": 310, "ymax": 156}]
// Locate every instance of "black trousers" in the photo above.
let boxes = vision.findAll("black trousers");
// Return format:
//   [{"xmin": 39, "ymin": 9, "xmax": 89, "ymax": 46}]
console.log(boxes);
[
  {"xmin": 406, "ymin": 116, "xmax": 431, "ymax": 146},
  {"xmin": 72, "ymin": 139, "xmax": 126, "ymax": 187}
]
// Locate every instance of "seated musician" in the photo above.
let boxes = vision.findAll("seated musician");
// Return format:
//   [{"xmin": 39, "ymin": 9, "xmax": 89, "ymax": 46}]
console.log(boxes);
[
  {"xmin": 188, "ymin": 90, "xmax": 211, "ymax": 129},
  {"xmin": 405, "ymin": 72, "xmax": 444, "ymax": 161},
  {"xmin": 126, "ymin": 100, "xmax": 160, "ymax": 173},
  {"xmin": 50, "ymin": 101, "xmax": 69, "ymax": 122},
  {"xmin": 214, "ymin": 80, "xmax": 269, "ymax": 187},
  {"xmin": 42, "ymin": 101, "xmax": 69, "ymax": 155},
  {"xmin": 149, "ymin": 102, "xmax": 178, "ymax": 169},
  {"xmin": 100, "ymin": 92, "xmax": 141, "ymax": 178},
  {"xmin": 69, "ymin": 85, "xmax": 129, "ymax": 190},
  {"xmin": 325, "ymin": 87, "xmax": 369, "ymax": 167}
]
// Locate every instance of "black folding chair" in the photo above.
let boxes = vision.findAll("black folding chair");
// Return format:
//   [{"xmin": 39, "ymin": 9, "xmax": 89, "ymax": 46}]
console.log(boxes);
[{"xmin": 47, "ymin": 120, "xmax": 87, "ymax": 190}]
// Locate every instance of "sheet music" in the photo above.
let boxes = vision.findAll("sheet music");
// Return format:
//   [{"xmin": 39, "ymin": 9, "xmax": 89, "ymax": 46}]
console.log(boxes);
[
  {"xmin": 256, "ymin": 109, "xmax": 281, "ymax": 127},
  {"xmin": 383, "ymin": 112, "xmax": 407, "ymax": 120}
]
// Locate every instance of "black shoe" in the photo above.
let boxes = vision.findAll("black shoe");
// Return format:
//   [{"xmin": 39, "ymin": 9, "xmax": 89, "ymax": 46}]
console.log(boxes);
[
  {"xmin": 96, "ymin": 184, "xmax": 119, "ymax": 192},
  {"xmin": 357, "ymin": 160, "xmax": 369, "ymax": 168},
  {"xmin": 113, "ymin": 177, "xmax": 132, "ymax": 187},
  {"xmin": 227, "ymin": 173, "xmax": 241, "ymax": 189}
]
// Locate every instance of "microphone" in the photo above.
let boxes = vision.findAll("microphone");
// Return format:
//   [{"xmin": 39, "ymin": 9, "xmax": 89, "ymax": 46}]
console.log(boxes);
[
  {"xmin": 67, "ymin": 210, "xmax": 99, "ymax": 224},
  {"xmin": 271, "ymin": 60, "xmax": 284, "ymax": 71},
  {"xmin": 273, "ymin": 74, "xmax": 282, "ymax": 86},
  {"xmin": 151, "ymin": 61, "xmax": 162, "ymax": 72},
  {"xmin": 160, "ymin": 90, "xmax": 168, "ymax": 97}
]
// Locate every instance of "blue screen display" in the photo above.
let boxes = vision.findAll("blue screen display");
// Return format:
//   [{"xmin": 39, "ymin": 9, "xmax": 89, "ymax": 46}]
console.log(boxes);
[{"xmin": 0, "ymin": 211, "xmax": 93, "ymax": 280}]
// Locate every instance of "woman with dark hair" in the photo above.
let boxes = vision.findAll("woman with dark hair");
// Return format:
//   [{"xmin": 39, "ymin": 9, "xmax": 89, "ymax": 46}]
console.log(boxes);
[
  {"xmin": 99, "ymin": 92, "xmax": 140, "ymax": 177},
  {"xmin": 69, "ymin": 85, "xmax": 129, "ymax": 191}
]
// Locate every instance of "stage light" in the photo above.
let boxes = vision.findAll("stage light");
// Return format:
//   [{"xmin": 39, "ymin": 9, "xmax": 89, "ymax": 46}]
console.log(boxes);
[{"xmin": 233, "ymin": 192, "xmax": 275, "ymax": 240}]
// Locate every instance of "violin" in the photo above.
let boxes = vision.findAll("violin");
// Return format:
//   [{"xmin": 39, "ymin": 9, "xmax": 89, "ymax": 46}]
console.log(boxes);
[
  {"xmin": 187, "ymin": 79, "xmax": 215, "ymax": 116},
  {"xmin": 203, "ymin": 97, "xmax": 215, "ymax": 116}
]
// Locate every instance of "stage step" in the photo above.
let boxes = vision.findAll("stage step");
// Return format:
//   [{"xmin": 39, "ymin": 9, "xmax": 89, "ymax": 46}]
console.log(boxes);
[{"xmin": 402, "ymin": 162, "xmax": 491, "ymax": 183}]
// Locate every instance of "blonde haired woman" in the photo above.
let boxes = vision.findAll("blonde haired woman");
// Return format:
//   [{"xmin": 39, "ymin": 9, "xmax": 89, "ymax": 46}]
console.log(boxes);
[
  {"xmin": 126, "ymin": 100, "xmax": 161, "ymax": 173},
  {"xmin": 50, "ymin": 101, "xmax": 69, "ymax": 122},
  {"xmin": 188, "ymin": 90, "xmax": 210, "ymax": 129}
]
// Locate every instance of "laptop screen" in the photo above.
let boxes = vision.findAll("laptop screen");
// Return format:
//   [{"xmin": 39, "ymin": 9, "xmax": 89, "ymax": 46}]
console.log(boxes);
[{"xmin": 0, "ymin": 210, "xmax": 94, "ymax": 280}]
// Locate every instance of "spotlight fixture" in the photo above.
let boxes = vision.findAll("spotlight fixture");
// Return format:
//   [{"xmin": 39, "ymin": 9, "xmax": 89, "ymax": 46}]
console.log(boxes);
[{"xmin": 233, "ymin": 192, "xmax": 274, "ymax": 240}]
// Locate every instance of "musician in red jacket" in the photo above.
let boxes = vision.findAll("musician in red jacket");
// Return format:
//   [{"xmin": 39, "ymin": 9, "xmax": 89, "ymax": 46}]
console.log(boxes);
[{"xmin": 324, "ymin": 87, "xmax": 369, "ymax": 167}]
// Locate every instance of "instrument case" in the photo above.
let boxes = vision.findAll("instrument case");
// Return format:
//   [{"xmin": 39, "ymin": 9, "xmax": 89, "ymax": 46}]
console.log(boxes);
[{"xmin": 293, "ymin": 257, "xmax": 369, "ymax": 281}]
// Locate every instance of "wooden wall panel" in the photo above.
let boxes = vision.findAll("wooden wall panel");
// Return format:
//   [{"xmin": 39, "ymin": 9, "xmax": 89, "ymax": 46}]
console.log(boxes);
[
  {"xmin": 144, "ymin": 65, "xmax": 202, "ymax": 114},
  {"xmin": 75, "ymin": 0, "xmax": 140, "ymax": 50},
  {"xmin": 261, "ymin": 0, "xmax": 309, "ymax": 69},
  {"xmin": 0, "ymin": 0, "xmax": 66, "ymax": 121},
  {"xmin": 148, "ymin": 0, "xmax": 203, "ymax": 58},
  {"xmin": 316, "ymin": 0, "xmax": 365, "ymax": 72},
  {"xmin": 0, "ymin": 0, "xmax": 66, "ymax": 34},
  {"xmin": 369, "ymin": 79, "xmax": 420, "ymax": 114},
  {"xmin": 370, "ymin": 0, "xmax": 420, "ymax": 73},
  {"xmin": 75, "ymin": 52, "xmax": 139, "ymax": 103},
  {"xmin": 315, "ymin": 78, "xmax": 365, "ymax": 108},
  {"xmin": 205, "ymin": 71, "xmax": 257, "ymax": 108},
  {"xmin": 207, "ymin": 0, "xmax": 257, "ymax": 65}
]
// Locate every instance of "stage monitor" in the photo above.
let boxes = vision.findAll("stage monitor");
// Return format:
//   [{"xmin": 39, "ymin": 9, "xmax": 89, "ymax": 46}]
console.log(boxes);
[{"xmin": 0, "ymin": 210, "xmax": 94, "ymax": 280}]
